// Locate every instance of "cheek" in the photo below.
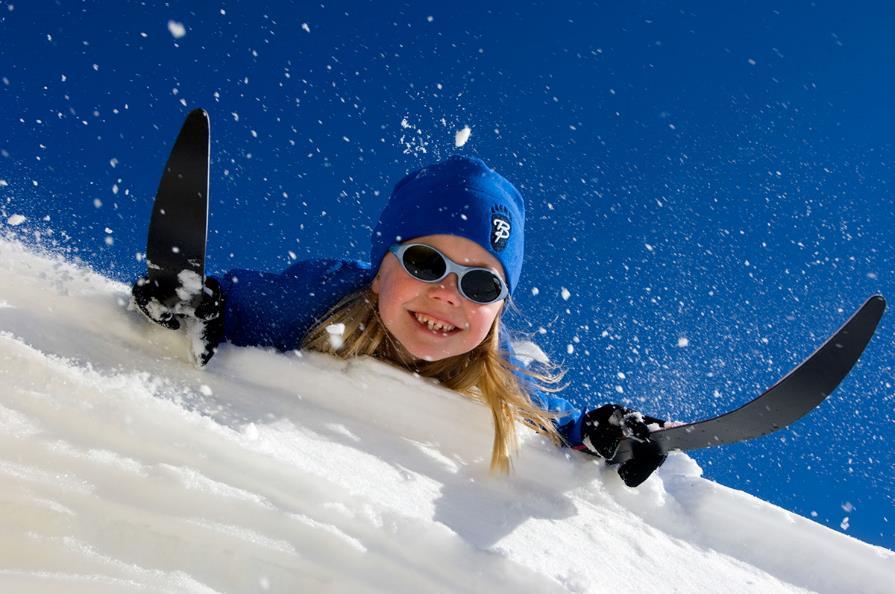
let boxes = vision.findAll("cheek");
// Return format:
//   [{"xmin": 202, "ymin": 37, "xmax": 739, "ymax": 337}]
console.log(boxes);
[
  {"xmin": 375, "ymin": 271, "xmax": 416, "ymax": 326},
  {"xmin": 464, "ymin": 305, "xmax": 501, "ymax": 341}
]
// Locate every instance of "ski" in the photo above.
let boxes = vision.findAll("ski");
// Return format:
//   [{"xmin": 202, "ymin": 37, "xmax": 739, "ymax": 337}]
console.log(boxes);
[
  {"xmin": 610, "ymin": 295, "xmax": 886, "ymax": 464},
  {"xmin": 143, "ymin": 108, "xmax": 210, "ymax": 309}
]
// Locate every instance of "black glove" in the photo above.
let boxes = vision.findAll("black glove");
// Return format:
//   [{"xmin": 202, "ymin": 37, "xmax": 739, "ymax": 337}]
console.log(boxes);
[
  {"xmin": 131, "ymin": 275, "xmax": 183, "ymax": 329},
  {"xmin": 581, "ymin": 403, "xmax": 667, "ymax": 488},
  {"xmin": 191, "ymin": 276, "xmax": 226, "ymax": 366},
  {"xmin": 131, "ymin": 275, "xmax": 226, "ymax": 366}
]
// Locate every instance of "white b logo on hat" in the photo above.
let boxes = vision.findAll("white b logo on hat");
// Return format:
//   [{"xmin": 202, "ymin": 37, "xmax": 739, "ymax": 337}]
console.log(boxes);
[{"xmin": 491, "ymin": 216, "xmax": 511, "ymax": 251}]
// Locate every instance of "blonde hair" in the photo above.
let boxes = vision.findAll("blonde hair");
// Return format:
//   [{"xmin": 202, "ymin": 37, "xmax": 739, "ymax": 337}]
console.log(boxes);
[{"xmin": 302, "ymin": 287, "xmax": 564, "ymax": 473}]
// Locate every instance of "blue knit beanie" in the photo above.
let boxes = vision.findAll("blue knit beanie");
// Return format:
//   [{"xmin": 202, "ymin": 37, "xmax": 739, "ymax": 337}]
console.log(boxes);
[{"xmin": 370, "ymin": 155, "xmax": 525, "ymax": 294}]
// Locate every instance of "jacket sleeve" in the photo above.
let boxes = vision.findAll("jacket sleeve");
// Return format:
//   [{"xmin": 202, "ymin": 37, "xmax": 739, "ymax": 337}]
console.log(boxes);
[
  {"xmin": 213, "ymin": 259, "xmax": 373, "ymax": 352},
  {"xmin": 502, "ymin": 338, "xmax": 588, "ymax": 448},
  {"xmin": 525, "ymin": 384, "xmax": 589, "ymax": 449}
]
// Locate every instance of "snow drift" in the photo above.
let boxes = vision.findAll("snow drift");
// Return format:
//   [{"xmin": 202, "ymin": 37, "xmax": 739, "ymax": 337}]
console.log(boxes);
[{"xmin": 0, "ymin": 236, "xmax": 893, "ymax": 594}]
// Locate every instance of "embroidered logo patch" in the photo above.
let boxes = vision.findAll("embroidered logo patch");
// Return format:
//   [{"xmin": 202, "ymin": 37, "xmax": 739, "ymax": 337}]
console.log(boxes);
[{"xmin": 490, "ymin": 205, "xmax": 511, "ymax": 251}]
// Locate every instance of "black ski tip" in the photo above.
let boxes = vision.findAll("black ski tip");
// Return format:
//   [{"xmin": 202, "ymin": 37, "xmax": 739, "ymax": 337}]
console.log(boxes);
[
  {"xmin": 861, "ymin": 294, "xmax": 886, "ymax": 321},
  {"xmin": 186, "ymin": 107, "xmax": 209, "ymax": 120},
  {"xmin": 867, "ymin": 294, "xmax": 886, "ymax": 308},
  {"xmin": 181, "ymin": 109, "xmax": 209, "ymax": 134}
]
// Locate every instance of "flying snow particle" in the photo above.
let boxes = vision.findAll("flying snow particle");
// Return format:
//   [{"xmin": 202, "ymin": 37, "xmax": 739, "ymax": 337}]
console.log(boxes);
[
  {"xmin": 617, "ymin": 372, "xmax": 626, "ymax": 380},
  {"xmin": 93, "ymin": 199, "xmax": 103, "ymax": 208},
  {"xmin": 167, "ymin": 20, "xmax": 186, "ymax": 39},
  {"xmin": 7, "ymin": 214, "xmax": 26, "ymax": 226},
  {"xmin": 842, "ymin": 502, "xmax": 855, "ymax": 513},
  {"xmin": 326, "ymin": 323, "xmax": 346, "ymax": 350},
  {"xmin": 748, "ymin": 58, "xmax": 757, "ymax": 65},
  {"xmin": 566, "ymin": 344, "xmax": 574, "ymax": 355},
  {"xmin": 677, "ymin": 337, "xmax": 689, "ymax": 348},
  {"xmin": 427, "ymin": 15, "xmax": 434, "ymax": 22},
  {"xmin": 109, "ymin": 158, "xmax": 118, "ymax": 168},
  {"xmin": 645, "ymin": 243, "xmax": 654, "ymax": 252},
  {"xmin": 511, "ymin": 340, "xmax": 550, "ymax": 366},
  {"xmin": 199, "ymin": 384, "xmax": 213, "ymax": 396},
  {"xmin": 531, "ymin": 287, "xmax": 539, "ymax": 296},
  {"xmin": 454, "ymin": 125, "xmax": 471, "ymax": 148},
  {"xmin": 561, "ymin": 287, "xmax": 571, "ymax": 301},
  {"xmin": 301, "ymin": 22, "xmax": 311, "ymax": 33},
  {"xmin": 840, "ymin": 517, "xmax": 850, "ymax": 530},
  {"xmin": 0, "ymin": 179, "xmax": 8, "ymax": 187}
]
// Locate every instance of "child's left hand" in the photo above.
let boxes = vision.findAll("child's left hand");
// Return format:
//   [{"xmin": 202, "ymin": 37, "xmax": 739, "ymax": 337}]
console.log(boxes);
[{"xmin": 579, "ymin": 403, "xmax": 667, "ymax": 487}]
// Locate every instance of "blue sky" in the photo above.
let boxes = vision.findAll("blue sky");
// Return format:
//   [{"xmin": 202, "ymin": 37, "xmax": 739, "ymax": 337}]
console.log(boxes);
[{"xmin": 2, "ymin": 1, "xmax": 893, "ymax": 549}]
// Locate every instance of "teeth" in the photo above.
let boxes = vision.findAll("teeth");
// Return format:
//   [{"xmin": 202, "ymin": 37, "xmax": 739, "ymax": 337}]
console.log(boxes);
[{"xmin": 414, "ymin": 312, "xmax": 456, "ymax": 332}]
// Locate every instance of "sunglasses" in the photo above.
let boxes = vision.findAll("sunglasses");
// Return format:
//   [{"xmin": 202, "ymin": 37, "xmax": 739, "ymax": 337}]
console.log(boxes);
[{"xmin": 388, "ymin": 243, "xmax": 509, "ymax": 304}]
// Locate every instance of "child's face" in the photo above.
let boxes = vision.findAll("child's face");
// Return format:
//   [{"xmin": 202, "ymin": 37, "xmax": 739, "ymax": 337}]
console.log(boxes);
[{"xmin": 372, "ymin": 234, "xmax": 506, "ymax": 362}]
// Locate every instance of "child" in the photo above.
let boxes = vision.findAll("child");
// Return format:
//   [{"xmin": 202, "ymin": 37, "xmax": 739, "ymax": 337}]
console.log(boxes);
[{"xmin": 133, "ymin": 155, "xmax": 667, "ymax": 487}]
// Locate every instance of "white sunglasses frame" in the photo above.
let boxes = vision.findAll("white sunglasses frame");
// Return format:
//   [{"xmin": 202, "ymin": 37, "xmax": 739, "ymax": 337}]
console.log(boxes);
[{"xmin": 388, "ymin": 243, "xmax": 509, "ymax": 304}]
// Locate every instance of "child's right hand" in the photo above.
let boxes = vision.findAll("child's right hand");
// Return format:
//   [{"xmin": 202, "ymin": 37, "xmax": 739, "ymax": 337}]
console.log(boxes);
[
  {"xmin": 579, "ymin": 403, "xmax": 667, "ymax": 488},
  {"xmin": 131, "ymin": 276, "xmax": 226, "ymax": 366},
  {"xmin": 131, "ymin": 276, "xmax": 184, "ymax": 329}
]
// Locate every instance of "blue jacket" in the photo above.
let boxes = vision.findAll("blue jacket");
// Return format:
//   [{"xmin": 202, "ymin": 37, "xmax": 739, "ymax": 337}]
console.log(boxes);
[{"xmin": 213, "ymin": 258, "xmax": 588, "ymax": 447}]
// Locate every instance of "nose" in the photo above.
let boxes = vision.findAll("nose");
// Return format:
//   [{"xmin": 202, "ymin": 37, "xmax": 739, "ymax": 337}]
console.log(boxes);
[{"xmin": 428, "ymin": 273, "xmax": 461, "ymax": 306}]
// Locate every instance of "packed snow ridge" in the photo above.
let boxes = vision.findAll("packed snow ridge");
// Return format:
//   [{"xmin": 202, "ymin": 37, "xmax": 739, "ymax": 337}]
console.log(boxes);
[{"xmin": 0, "ymin": 236, "xmax": 893, "ymax": 594}]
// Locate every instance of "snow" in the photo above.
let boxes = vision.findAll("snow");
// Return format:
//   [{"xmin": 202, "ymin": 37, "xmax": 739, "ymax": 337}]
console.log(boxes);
[
  {"xmin": 326, "ymin": 323, "xmax": 346, "ymax": 350},
  {"xmin": 454, "ymin": 126, "xmax": 471, "ymax": 148},
  {"xmin": 167, "ymin": 20, "xmax": 186, "ymax": 39},
  {"xmin": 0, "ymin": 237, "xmax": 893, "ymax": 593}
]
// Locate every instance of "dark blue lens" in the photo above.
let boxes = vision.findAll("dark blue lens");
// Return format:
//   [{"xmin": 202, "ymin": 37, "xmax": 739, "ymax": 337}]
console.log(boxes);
[
  {"xmin": 460, "ymin": 269, "xmax": 503, "ymax": 303},
  {"xmin": 401, "ymin": 245, "xmax": 446, "ymax": 281}
]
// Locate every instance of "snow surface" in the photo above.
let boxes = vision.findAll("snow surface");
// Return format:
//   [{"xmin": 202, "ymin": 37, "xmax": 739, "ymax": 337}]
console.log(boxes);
[{"xmin": 0, "ymin": 237, "xmax": 893, "ymax": 594}]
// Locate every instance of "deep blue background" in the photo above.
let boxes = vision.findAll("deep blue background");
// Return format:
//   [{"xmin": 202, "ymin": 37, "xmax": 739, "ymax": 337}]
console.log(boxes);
[{"xmin": 2, "ymin": 1, "xmax": 893, "ymax": 550}]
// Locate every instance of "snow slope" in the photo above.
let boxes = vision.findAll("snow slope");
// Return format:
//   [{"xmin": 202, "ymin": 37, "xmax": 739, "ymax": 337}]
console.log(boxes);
[{"xmin": 0, "ymin": 236, "xmax": 893, "ymax": 594}]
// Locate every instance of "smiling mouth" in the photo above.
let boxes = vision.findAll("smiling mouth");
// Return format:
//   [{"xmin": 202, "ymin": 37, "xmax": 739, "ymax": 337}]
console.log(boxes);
[{"xmin": 410, "ymin": 311, "xmax": 460, "ymax": 335}]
